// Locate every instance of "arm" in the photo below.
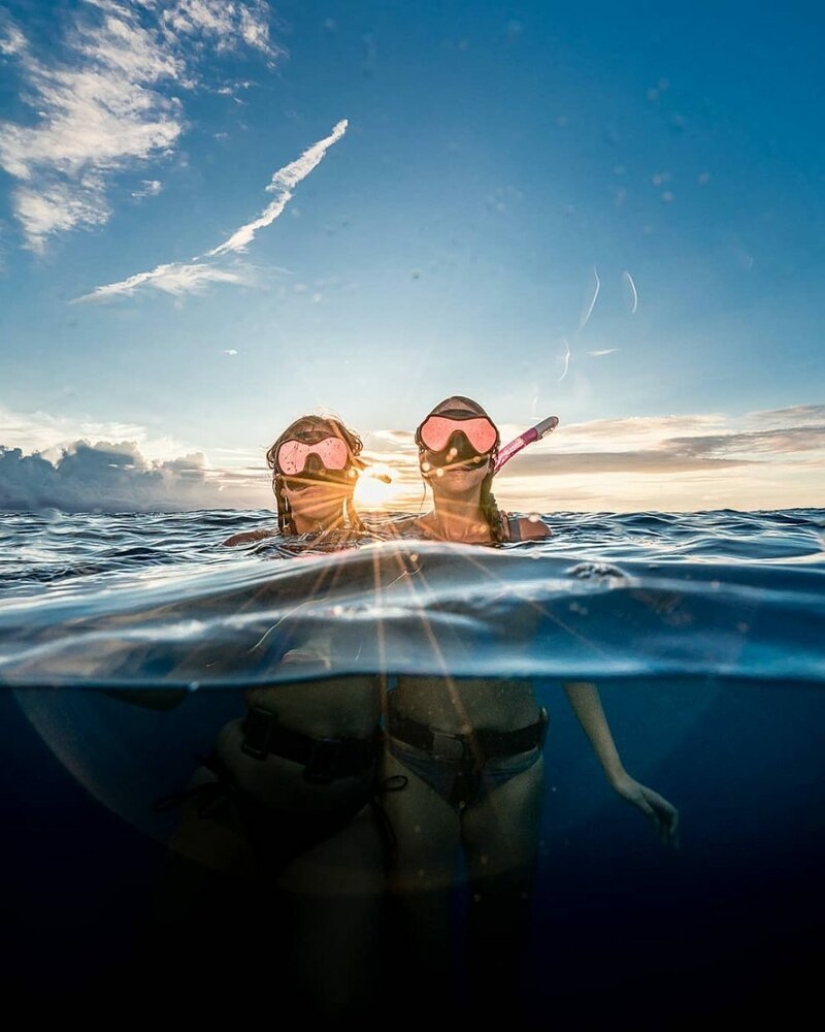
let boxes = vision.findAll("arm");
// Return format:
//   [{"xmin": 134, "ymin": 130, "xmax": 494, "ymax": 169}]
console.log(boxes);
[
  {"xmin": 222, "ymin": 528, "xmax": 278, "ymax": 547},
  {"xmin": 563, "ymin": 681, "xmax": 680, "ymax": 847},
  {"xmin": 517, "ymin": 516, "xmax": 550, "ymax": 541},
  {"xmin": 502, "ymin": 514, "xmax": 551, "ymax": 541}
]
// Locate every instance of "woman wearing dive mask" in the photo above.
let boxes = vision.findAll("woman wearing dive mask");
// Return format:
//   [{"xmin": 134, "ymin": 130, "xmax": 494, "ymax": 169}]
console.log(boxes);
[
  {"xmin": 382, "ymin": 395, "xmax": 679, "ymax": 1018},
  {"xmin": 223, "ymin": 414, "xmax": 366, "ymax": 545},
  {"xmin": 152, "ymin": 414, "xmax": 387, "ymax": 1020},
  {"xmin": 410, "ymin": 396, "xmax": 548, "ymax": 544}
]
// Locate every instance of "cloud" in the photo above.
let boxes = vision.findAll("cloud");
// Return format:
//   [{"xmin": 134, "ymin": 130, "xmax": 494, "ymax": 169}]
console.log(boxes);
[
  {"xmin": 4, "ymin": 406, "xmax": 822, "ymax": 515},
  {"xmin": 131, "ymin": 179, "xmax": 162, "ymax": 200},
  {"xmin": 374, "ymin": 408, "xmax": 825, "ymax": 512},
  {"xmin": 0, "ymin": 18, "xmax": 26, "ymax": 58},
  {"xmin": 0, "ymin": 402, "xmax": 235, "ymax": 476},
  {"xmin": 0, "ymin": 406, "xmax": 272, "ymax": 513},
  {"xmin": 75, "ymin": 260, "xmax": 256, "ymax": 301},
  {"xmin": 205, "ymin": 119, "xmax": 349, "ymax": 258},
  {"xmin": 76, "ymin": 119, "xmax": 348, "ymax": 301},
  {"xmin": 494, "ymin": 408, "xmax": 825, "ymax": 479},
  {"xmin": 744, "ymin": 404, "xmax": 825, "ymax": 430},
  {"xmin": 0, "ymin": 439, "xmax": 267, "ymax": 513},
  {"xmin": 0, "ymin": 0, "xmax": 279, "ymax": 252},
  {"xmin": 502, "ymin": 449, "xmax": 749, "ymax": 478}
]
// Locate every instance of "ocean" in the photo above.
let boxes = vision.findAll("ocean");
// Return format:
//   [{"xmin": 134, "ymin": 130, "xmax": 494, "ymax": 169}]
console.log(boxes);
[{"xmin": 2, "ymin": 507, "xmax": 824, "ymax": 1024}]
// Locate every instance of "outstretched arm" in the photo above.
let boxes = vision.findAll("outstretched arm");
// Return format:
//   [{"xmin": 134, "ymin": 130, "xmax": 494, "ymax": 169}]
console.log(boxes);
[
  {"xmin": 563, "ymin": 681, "xmax": 680, "ymax": 847},
  {"xmin": 222, "ymin": 528, "xmax": 278, "ymax": 547}
]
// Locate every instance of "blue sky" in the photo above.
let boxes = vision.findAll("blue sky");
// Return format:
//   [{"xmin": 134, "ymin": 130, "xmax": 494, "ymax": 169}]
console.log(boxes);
[{"xmin": 1, "ymin": 0, "xmax": 823, "ymax": 514}]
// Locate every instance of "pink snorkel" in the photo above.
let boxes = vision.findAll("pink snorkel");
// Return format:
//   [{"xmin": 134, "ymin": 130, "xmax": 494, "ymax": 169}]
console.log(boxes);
[{"xmin": 493, "ymin": 415, "xmax": 559, "ymax": 474}]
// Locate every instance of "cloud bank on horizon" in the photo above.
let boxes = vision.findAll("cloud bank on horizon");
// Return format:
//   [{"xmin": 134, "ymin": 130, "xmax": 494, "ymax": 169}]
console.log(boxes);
[
  {"xmin": 0, "ymin": 0, "xmax": 279, "ymax": 254},
  {"xmin": 2, "ymin": 405, "xmax": 823, "ymax": 515},
  {"xmin": 0, "ymin": 440, "xmax": 233, "ymax": 513}
]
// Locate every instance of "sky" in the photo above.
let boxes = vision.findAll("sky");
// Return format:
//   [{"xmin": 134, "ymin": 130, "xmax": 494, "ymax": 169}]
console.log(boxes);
[{"xmin": 1, "ymin": 0, "xmax": 824, "ymax": 515}]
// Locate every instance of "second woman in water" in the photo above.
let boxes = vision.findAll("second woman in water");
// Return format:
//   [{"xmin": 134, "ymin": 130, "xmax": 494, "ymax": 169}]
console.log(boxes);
[{"xmin": 380, "ymin": 394, "xmax": 679, "ymax": 1016}]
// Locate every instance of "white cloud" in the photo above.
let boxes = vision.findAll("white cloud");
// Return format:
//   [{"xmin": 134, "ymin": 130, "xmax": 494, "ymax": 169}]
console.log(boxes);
[
  {"xmin": 0, "ymin": 438, "xmax": 278, "ymax": 513},
  {"xmin": 0, "ymin": 403, "xmax": 193, "ymax": 463},
  {"xmin": 0, "ymin": 439, "xmax": 225, "ymax": 512},
  {"xmin": 2, "ymin": 405, "xmax": 824, "ymax": 514},
  {"xmin": 77, "ymin": 119, "xmax": 348, "ymax": 301},
  {"xmin": 205, "ymin": 119, "xmax": 348, "ymax": 257},
  {"xmin": 0, "ymin": 0, "xmax": 279, "ymax": 252},
  {"xmin": 0, "ymin": 20, "xmax": 26, "ymax": 57},
  {"xmin": 157, "ymin": 0, "xmax": 278, "ymax": 62},
  {"xmin": 131, "ymin": 179, "xmax": 163, "ymax": 199},
  {"xmin": 13, "ymin": 180, "xmax": 112, "ymax": 242},
  {"xmin": 0, "ymin": 401, "xmax": 275, "ymax": 511},
  {"xmin": 74, "ymin": 259, "xmax": 256, "ymax": 301}
]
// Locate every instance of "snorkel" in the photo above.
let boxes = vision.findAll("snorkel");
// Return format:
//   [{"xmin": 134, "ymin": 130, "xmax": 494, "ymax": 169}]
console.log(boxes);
[{"xmin": 493, "ymin": 415, "xmax": 559, "ymax": 473}]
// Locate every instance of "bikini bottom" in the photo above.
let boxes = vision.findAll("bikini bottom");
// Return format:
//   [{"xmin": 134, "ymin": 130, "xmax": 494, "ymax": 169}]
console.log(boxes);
[{"xmin": 387, "ymin": 712, "xmax": 546, "ymax": 811}]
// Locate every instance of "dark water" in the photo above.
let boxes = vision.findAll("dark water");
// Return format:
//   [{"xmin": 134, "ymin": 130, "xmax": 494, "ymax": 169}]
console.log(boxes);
[{"xmin": 2, "ymin": 508, "xmax": 824, "ymax": 1023}]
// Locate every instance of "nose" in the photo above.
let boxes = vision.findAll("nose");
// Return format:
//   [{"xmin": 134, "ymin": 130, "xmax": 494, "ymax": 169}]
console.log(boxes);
[
  {"xmin": 304, "ymin": 453, "xmax": 326, "ymax": 474},
  {"xmin": 447, "ymin": 431, "xmax": 474, "ymax": 457}
]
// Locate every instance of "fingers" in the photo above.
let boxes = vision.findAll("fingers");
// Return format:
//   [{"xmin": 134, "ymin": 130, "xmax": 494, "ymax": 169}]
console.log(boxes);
[
  {"xmin": 642, "ymin": 787, "xmax": 680, "ymax": 848},
  {"xmin": 653, "ymin": 801, "xmax": 680, "ymax": 848},
  {"xmin": 619, "ymin": 780, "xmax": 681, "ymax": 848}
]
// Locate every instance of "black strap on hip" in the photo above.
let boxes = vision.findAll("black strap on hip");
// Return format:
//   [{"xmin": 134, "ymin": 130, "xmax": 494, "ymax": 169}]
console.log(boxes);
[
  {"xmin": 241, "ymin": 705, "xmax": 380, "ymax": 784},
  {"xmin": 387, "ymin": 707, "xmax": 548, "ymax": 762}
]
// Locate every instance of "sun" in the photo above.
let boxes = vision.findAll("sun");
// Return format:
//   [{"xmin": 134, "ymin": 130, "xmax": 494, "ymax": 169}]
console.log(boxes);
[{"xmin": 354, "ymin": 464, "xmax": 397, "ymax": 510}]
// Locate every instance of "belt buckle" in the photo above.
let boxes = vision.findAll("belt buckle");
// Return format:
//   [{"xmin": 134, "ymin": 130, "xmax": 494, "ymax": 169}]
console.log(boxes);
[
  {"xmin": 241, "ymin": 706, "xmax": 275, "ymax": 761},
  {"xmin": 431, "ymin": 731, "xmax": 466, "ymax": 762},
  {"xmin": 304, "ymin": 738, "xmax": 342, "ymax": 784}
]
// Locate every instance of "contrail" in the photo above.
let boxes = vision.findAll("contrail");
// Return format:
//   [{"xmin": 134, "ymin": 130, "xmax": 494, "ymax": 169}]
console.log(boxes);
[
  {"xmin": 76, "ymin": 120, "xmax": 348, "ymax": 300},
  {"xmin": 206, "ymin": 119, "xmax": 348, "ymax": 257},
  {"xmin": 578, "ymin": 265, "xmax": 600, "ymax": 333},
  {"xmin": 622, "ymin": 270, "xmax": 638, "ymax": 313},
  {"xmin": 558, "ymin": 338, "xmax": 571, "ymax": 382}
]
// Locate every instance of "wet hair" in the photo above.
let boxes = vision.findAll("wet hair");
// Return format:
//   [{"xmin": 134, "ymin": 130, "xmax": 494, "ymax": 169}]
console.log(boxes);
[
  {"xmin": 417, "ymin": 395, "xmax": 507, "ymax": 543},
  {"xmin": 266, "ymin": 414, "xmax": 365, "ymax": 534}
]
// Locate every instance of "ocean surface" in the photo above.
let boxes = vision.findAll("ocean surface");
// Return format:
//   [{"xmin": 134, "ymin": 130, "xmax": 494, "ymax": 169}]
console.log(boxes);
[{"xmin": 2, "ymin": 507, "xmax": 824, "ymax": 1023}]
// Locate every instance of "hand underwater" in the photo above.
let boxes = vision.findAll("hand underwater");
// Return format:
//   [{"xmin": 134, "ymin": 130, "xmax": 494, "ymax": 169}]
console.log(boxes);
[{"xmin": 612, "ymin": 772, "xmax": 680, "ymax": 848}]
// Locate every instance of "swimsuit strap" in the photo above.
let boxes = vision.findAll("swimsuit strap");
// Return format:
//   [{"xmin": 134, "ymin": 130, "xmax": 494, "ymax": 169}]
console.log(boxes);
[
  {"xmin": 507, "ymin": 516, "xmax": 524, "ymax": 542},
  {"xmin": 240, "ymin": 706, "xmax": 380, "ymax": 783},
  {"xmin": 387, "ymin": 708, "xmax": 548, "ymax": 761}
]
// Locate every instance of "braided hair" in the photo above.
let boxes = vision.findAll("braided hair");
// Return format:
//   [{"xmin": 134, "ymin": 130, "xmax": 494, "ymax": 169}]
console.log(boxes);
[{"xmin": 266, "ymin": 415, "xmax": 366, "ymax": 534}]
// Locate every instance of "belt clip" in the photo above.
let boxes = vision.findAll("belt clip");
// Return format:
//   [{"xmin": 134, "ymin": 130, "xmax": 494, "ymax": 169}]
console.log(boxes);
[
  {"xmin": 241, "ymin": 706, "xmax": 277, "ymax": 761},
  {"xmin": 304, "ymin": 738, "xmax": 343, "ymax": 784},
  {"xmin": 431, "ymin": 731, "xmax": 467, "ymax": 762},
  {"xmin": 538, "ymin": 707, "xmax": 549, "ymax": 749}
]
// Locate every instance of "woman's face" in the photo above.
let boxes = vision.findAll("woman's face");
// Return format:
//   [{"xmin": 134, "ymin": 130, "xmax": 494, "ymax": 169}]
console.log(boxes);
[
  {"xmin": 275, "ymin": 425, "xmax": 357, "ymax": 525},
  {"xmin": 419, "ymin": 403, "xmax": 495, "ymax": 495}
]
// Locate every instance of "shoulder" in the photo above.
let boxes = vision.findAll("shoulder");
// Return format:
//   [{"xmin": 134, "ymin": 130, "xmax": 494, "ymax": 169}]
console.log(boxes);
[
  {"xmin": 222, "ymin": 528, "xmax": 278, "ymax": 547},
  {"xmin": 505, "ymin": 515, "xmax": 550, "ymax": 542}
]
